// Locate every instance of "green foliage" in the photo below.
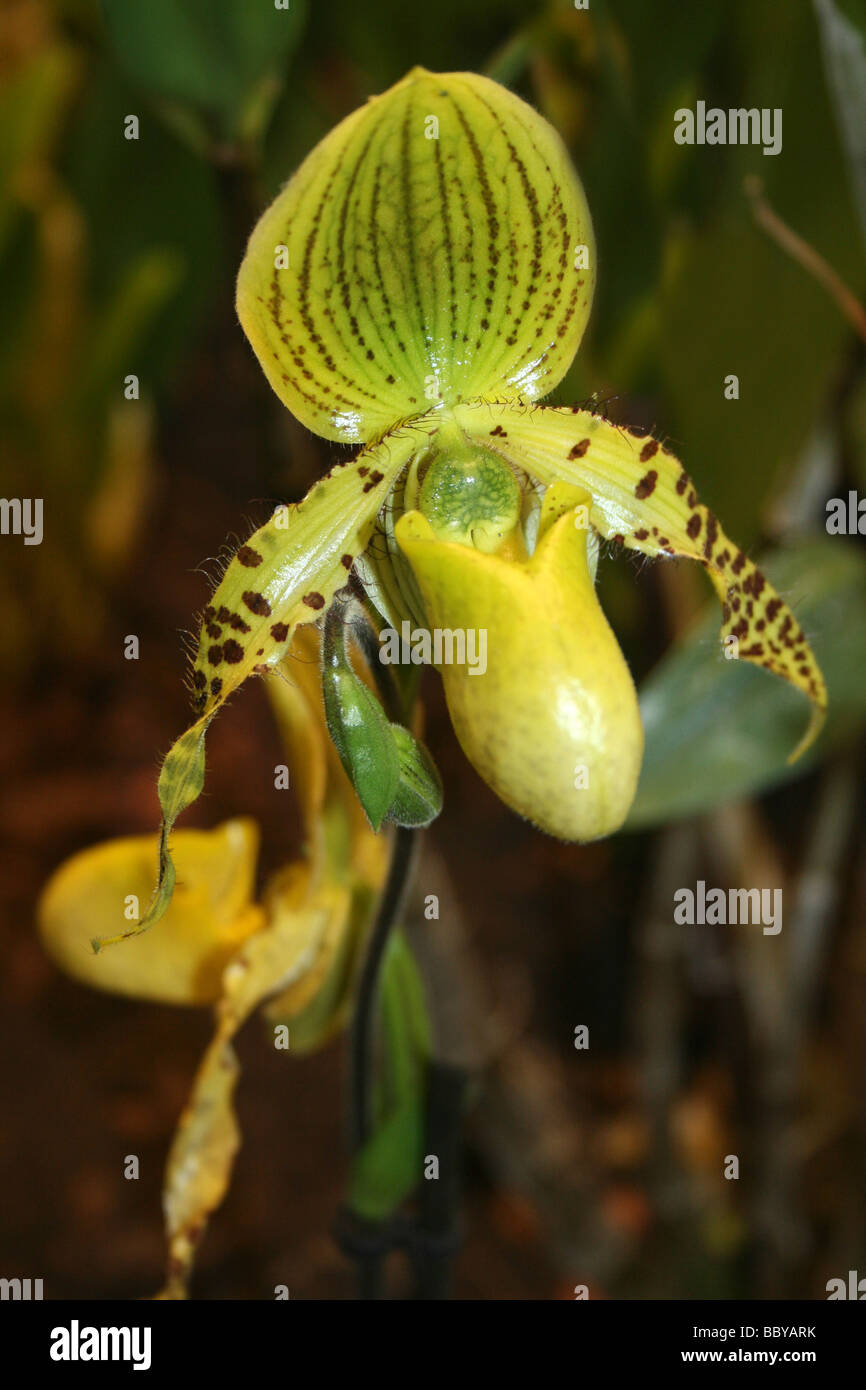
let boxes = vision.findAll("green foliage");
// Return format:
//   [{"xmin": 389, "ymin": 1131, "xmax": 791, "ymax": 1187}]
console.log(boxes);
[
  {"xmin": 349, "ymin": 932, "xmax": 431, "ymax": 1221},
  {"xmin": 65, "ymin": 69, "xmax": 223, "ymax": 387},
  {"xmin": 814, "ymin": 0, "xmax": 866, "ymax": 251},
  {"xmin": 657, "ymin": 0, "xmax": 863, "ymax": 543},
  {"xmin": 101, "ymin": 0, "xmax": 308, "ymax": 145}
]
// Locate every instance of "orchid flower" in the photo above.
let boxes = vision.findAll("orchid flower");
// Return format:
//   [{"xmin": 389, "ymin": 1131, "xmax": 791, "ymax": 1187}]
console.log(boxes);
[{"xmin": 100, "ymin": 66, "xmax": 824, "ymax": 944}]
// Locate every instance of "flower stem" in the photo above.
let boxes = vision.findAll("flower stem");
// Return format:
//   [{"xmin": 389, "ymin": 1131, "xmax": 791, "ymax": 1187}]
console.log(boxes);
[
  {"xmin": 410, "ymin": 1059, "xmax": 468, "ymax": 1299},
  {"xmin": 333, "ymin": 825, "xmax": 417, "ymax": 1299},
  {"xmin": 350, "ymin": 824, "xmax": 418, "ymax": 1150}
]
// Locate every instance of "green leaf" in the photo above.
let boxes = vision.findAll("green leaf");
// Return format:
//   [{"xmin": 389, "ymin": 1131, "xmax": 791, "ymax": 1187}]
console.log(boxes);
[
  {"xmin": 321, "ymin": 591, "xmax": 400, "ymax": 831},
  {"xmin": 813, "ymin": 0, "xmax": 866, "ymax": 250},
  {"xmin": 75, "ymin": 250, "xmax": 183, "ymax": 417},
  {"xmin": 66, "ymin": 67, "xmax": 223, "ymax": 388},
  {"xmin": 348, "ymin": 1095, "xmax": 425, "ymax": 1222},
  {"xmin": 0, "ymin": 46, "xmax": 74, "ymax": 256},
  {"xmin": 101, "ymin": 0, "xmax": 307, "ymax": 141},
  {"xmin": 627, "ymin": 539, "xmax": 866, "ymax": 828},
  {"xmin": 658, "ymin": 0, "xmax": 863, "ymax": 543},
  {"xmin": 349, "ymin": 933, "xmax": 429, "ymax": 1221}
]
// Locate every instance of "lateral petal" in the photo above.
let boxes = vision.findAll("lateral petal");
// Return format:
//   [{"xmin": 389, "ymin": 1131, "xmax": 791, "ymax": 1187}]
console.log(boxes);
[{"xmin": 95, "ymin": 427, "xmax": 422, "ymax": 950}]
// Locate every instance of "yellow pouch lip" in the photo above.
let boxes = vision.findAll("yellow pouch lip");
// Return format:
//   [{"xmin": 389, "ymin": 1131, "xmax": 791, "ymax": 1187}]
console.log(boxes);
[{"xmin": 395, "ymin": 496, "xmax": 644, "ymax": 842}]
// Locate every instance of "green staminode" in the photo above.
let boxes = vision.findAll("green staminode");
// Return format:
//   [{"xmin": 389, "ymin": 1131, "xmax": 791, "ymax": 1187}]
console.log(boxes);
[{"xmin": 418, "ymin": 447, "xmax": 522, "ymax": 552}]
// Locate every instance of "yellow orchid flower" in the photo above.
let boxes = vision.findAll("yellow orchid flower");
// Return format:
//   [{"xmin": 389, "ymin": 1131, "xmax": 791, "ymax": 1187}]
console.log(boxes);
[
  {"xmin": 38, "ymin": 627, "xmax": 388, "ymax": 1297},
  {"xmin": 100, "ymin": 65, "xmax": 824, "ymax": 949}
]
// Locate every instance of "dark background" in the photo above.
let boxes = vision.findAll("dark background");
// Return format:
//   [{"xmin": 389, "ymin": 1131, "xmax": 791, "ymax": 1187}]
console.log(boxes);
[{"xmin": 1, "ymin": 0, "xmax": 865, "ymax": 1299}]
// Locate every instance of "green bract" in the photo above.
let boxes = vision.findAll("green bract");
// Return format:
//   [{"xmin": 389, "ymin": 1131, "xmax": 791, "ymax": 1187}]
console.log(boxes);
[{"xmin": 321, "ymin": 599, "xmax": 442, "ymax": 831}]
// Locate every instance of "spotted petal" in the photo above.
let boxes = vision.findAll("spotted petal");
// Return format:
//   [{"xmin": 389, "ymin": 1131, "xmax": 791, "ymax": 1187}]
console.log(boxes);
[
  {"xmin": 453, "ymin": 401, "xmax": 827, "ymax": 758},
  {"xmin": 94, "ymin": 426, "xmax": 423, "ymax": 950},
  {"xmin": 236, "ymin": 68, "xmax": 595, "ymax": 443}
]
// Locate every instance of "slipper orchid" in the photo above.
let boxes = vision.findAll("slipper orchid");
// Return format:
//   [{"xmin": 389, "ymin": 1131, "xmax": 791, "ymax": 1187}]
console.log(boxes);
[{"xmin": 100, "ymin": 66, "xmax": 825, "ymax": 943}]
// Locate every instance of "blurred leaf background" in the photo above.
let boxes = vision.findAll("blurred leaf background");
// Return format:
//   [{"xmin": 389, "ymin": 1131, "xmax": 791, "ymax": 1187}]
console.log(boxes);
[{"xmin": 1, "ymin": 0, "xmax": 865, "ymax": 1299}]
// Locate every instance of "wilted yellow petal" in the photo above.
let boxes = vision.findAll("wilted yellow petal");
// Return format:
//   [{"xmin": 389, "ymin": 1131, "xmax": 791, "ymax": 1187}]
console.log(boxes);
[
  {"xmin": 38, "ymin": 820, "xmax": 263, "ymax": 1005},
  {"xmin": 263, "ymin": 879, "xmax": 380, "ymax": 1054},
  {"xmin": 396, "ymin": 492, "xmax": 643, "ymax": 841},
  {"xmin": 157, "ymin": 875, "xmax": 349, "ymax": 1297},
  {"xmin": 157, "ymin": 1041, "xmax": 240, "ymax": 1301}
]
